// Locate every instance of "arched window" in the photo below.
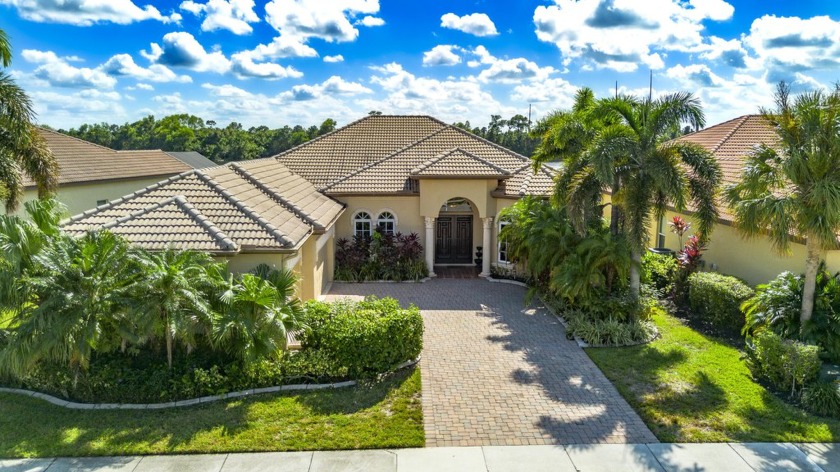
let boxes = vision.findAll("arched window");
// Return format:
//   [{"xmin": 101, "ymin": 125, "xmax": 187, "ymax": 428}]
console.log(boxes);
[
  {"xmin": 353, "ymin": 211, "xmax": 372, "ymax": 238},
  {"xmin": 498, "ymin": 218, "xmax": 511, "ymax": 263},
  {"xmin": 377, "ymin": 211, "xmax": 397, "ymax": 235}
]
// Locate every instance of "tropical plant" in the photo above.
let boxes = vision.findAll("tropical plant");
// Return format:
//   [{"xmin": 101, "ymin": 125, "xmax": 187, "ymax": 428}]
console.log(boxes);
[
  {"xmin": 668, "ymin": 215, "xmax": 691, "ymax": 247},
  {"xmin": 130, "ymin": 248, "xmax": 220, "ymax": 369},
  {"xmin": 587, "ymin": 92, "xmax": 721, "ymax": 297},
  {"xmin": 551, "ymin": 229, "xmax": 630, "ymax": 303},
  {"xmin": 0, "ymin": 231, "xmax": 136, "ymax": 376},
  {"xmin": 334, "ymin": 230, "xmax": 427, "ymax": 282},
  {"xmin": 0, "ymin": 28, "xmax": 58, "ymax": 211},
  {"xmin": 214, "ymin": 270, "xmax": 303, "ymax": 362},
  {"xmin": 725, "ymin": 82, "xmax": 840, "ymax": 324}
]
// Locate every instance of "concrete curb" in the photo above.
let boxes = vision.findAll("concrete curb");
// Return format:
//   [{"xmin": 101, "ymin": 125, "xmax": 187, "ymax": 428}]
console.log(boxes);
[
  {"xmin": 485, "ymin": 276, "xmax": 529, "ymax": 288},
  {"xmin": 0, "ymin": 357, "xmax": 420, "ymax": 411}
]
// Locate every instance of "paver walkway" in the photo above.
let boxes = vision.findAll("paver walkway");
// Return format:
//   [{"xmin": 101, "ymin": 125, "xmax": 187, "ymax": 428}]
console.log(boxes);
[{"xmin": 325, "ymin": 278, "xmax": 656, "ymax": 447}]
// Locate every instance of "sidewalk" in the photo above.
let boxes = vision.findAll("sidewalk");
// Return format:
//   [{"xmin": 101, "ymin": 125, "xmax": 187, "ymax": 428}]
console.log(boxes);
[{"xmin": 2, "ymin": 443, "xmax": 837, "ymax": 472}]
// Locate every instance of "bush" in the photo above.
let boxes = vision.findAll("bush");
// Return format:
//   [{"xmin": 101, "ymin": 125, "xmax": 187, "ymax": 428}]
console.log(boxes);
[
  {"xmin": 642, "ymin": 251, "xmax": 678, "ymax": 295},
  {"xmin": 301, "ymin": 297, "xmax": 423, "ymax": 378},
  {"xmin": 748, "ymin": 330, "xmax": 821, "ymax": 396},
  {"xmin": 801, "ymin": 381, "xmax": 840, "ymax": 418},
  {"xmin": 687, "ymin": 272, "xmax": 754, "ymax": 333},
  {"xmin": 335, "ymin": 231, "xmax": 428, "ymax": 281}
]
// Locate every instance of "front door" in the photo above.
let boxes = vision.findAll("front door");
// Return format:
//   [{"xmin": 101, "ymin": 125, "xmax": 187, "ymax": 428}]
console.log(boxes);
[{"xmin": 435, "ymin": 216, "xmax": 473, "ymax": 263}]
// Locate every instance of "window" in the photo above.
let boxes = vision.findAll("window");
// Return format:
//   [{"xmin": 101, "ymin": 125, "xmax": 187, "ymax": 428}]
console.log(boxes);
[
  {"xmin": 498, "ymin": 220, "xmax": 511, "ymax": 263},
  {"xmin": 656, "ymin": 214, "xmax": 666, "ymax": 248},
  {"xmin": 377, "ymin": 211, "xmax": 396, "ymax": 235},
  {"xmin": 353, "ymin": 211, "xmax": 372, "ymax": 238},
  {"xmin": 96, "ymin": 199, "xmax": 107, "ymax": 206}
]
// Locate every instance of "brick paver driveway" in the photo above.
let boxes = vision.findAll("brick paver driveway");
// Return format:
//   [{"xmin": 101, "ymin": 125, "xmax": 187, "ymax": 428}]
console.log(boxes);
[{"xmin": 325, "ymin": 278, "xmax": 657, "ymax": 447}]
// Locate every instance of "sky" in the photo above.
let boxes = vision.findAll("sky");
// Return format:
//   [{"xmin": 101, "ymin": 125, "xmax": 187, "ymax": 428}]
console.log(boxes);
[{"xmin": 1, "ymin": 0, "xmax": 839, "ymax": 130}]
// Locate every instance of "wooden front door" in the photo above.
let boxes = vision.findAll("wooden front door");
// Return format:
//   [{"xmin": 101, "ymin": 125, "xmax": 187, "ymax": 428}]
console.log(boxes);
[{"xmin": 435, "ymin": 216, "xmax": 473, "ymax": 263}]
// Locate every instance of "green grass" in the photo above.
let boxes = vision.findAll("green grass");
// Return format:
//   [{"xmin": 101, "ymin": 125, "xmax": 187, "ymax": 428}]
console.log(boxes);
[
  {"xmin": 587, "ymin": 309, "xmax": 840, "ymax": 442},
  {"xmin": 0, "ymin": 368, "xmax": 423, "ymax": 458}
]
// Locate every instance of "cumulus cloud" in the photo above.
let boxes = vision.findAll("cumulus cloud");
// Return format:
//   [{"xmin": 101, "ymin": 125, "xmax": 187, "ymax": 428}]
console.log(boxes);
[
  {"xmin": 264, "ymin": 0, "xmax": 381, "ymax": 43},
  {"xmin": 666, "ymin": 63, "xmax": 726, "ymax": 88},
  {"xmin": 423, "ymin": 45, "xmax": 462, "ymax": 67},
  {"xmin": 533, "ymin": 0, "xmax": 735, "ymax": 72},
  {"xmin": 511, "ymin": 77, "xmax": 577, "ymax": 107},
  {"xmin": 0, "ymin": 0, "xmax": 180, "ymax": 25},
  {"xmin": 237, "ymin": 35, "xmax": 318, "ymax": 61},
  {"xmin": 478, "ymin": 57, "xmax": 555, "ymax": 83},
  {"xmin": 22, "ymin": 49, "xmax": 117, "ymax": 89},
  {"xmin": 323, "ymin": 55, "xmax": 344, "ymax": 63},
  {"xmin": 440, "ymin": 12, "xmax": 498, "ymax": 37},
  {"xmin": 29, "ymin": 88, "xmax": 128, "ymax": 127},
  {"xmin": 100, "ymin": 54, "xmax": 193, "ymax": 83},
  {"xmin": 698, "ymin": 36, "xmax": 748, "ymax": 68},
  {"xmin": 230, "ymin": 52, "xmax": 303, "ymax": 79},
  {"xmin": 135, "ymin": 83, "xmax": 154, "ymax": 90},
  {"xmin": 279, "ymin": 75, "xmax": 372, "ymax": 101},
  {"xmin": 356, "ymin": 16, "xmax": 385, "ymax": 27},
  {"xmin": 142, "ymin": 32, "xmax": 232, "ymax": 73},
  {"xmin": 179, "ymin": 0, "xmax": 259, "ymax": 35}
]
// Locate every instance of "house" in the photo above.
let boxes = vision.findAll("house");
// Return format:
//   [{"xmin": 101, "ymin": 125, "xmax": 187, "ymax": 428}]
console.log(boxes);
[
  {"xmin": 648, "ymin": 114, "xmax": 840, "ymax": 285},
  {"xmin": 17, "ymin": 129, "xmax": 209, "ymax": 216},
  {"xmin": 62, "ymin": 115, "xmax": 555, "ymax": 299},
  {"xmin": 165, "ymin": 151, "xmax": 217, "ymax": 169}
]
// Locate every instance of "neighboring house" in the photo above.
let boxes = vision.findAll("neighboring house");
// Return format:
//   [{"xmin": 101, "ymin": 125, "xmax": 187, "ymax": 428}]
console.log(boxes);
[
  {"xmin": 18, "ymin": 129, "xmax": 200, "ymax": 216},
  {"xmin": 165, "ymin": 151, "xmax": 217, "ymax": 169},
  {"xmin": 647, "ymin": 114, "xmax": 840, "ymax": 285},
  {"xmin": 62, "ymin": 115, "xmax": 556, "ymax": 299}
]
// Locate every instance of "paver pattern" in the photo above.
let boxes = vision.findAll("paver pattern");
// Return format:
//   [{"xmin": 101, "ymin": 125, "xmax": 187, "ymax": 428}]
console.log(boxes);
[{"xmin": 326, "ymin": 278, "xmax": 657, "ymax": 447}]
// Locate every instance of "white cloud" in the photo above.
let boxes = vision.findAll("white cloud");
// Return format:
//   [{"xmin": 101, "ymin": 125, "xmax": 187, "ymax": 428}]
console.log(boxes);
[
  {"xmin": 423, "ymin": 45, "xmax": 462, "ymax": 67},
  {"xmin": 264, "ymin": 0, "xmax": 380, "ymax": 43},
  {"xmin": 29, "ymin": 88, "xmax": 128, "ymax": 127},
  {"xmin": 323, "ymin": 55, "xmax": 344, "ymax": 63},
  {"xmin": 280, "ymin": 75, "xmax": 372, "ymax": 101},
  {"xmin": 135, "ymin": 83, "xmax": 154, "ymax": 90},
  {"xmin": 477, "ymin": 57, "xmax": 555, "ymax": 83},
  {"xmin": 179, "ymin": 0, "xmax": 259, "ymax": 35},
  {"xmin": 466, "ymin": 45, "xmax": 496, "ymax": 68},
  {"xmin": 142, "ymin": 32, "xmax": 231, "ymax": 73},
  {"xmin": 698, "ymin": 36, "xmax": 748, "ymax": 68},
  {"xmin": 665, "ymin": 63, "xmax": 726, "ymax": 88},
  {"xmin": 238, "ymin": 35, "xmax": 318, "ymax": 61},
  {"xmin": 22, "ymin": 49, "xmax": 117, "ymax": 89},
  {"xmin": 100, "ymin": 54, "xmax": 193, "ymax": 83},
  {"xmin": 357, "ymin": 16, "xmax": 384, "ymax": 27},
  {"xmin": 230, "ymin": 52, "xmax": 303, "ymax": 79},
  {"xmin": 533, "ymin": 0, "xmax": 735, "ymax": 72},
  {"xmin": 511, "ymin": 77, "xmax": 577, "ymax": 107},
  {"xmin": 441, "ymin": 12, "xmax": 498, "ymax": 37},
  {"xmin": 0, "ymin": 0, "xmax": 180, "ymax": 25}
]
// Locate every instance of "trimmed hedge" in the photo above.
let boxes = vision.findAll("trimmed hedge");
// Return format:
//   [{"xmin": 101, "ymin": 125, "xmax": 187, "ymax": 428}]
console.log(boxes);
[
  {"xmin": 301, "ymin": 297, "xmax": 423, "ymax": 379},
  {"xmin": 687, "ymin": 272, "xmax": 754, "ymax": 332},
  {"xmin": 749, "ymin": 330, "xmax": 821, "ymax": 395}
]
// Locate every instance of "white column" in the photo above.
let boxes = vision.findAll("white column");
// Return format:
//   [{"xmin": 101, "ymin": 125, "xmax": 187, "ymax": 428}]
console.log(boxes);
[
  {"xmin": 424, "ymin": 216, "xmax": 436, "ymax": 277},
  {"xmin": 480, "ymin": 216, "xmax": 493, "ymax": 277}
]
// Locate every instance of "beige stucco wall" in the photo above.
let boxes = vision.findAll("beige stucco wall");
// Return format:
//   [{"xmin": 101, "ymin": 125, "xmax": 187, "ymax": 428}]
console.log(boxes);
[
  {"xmin": 18, "ymin": 177, "xmax": 171, "ymax": 218},
  {"xmin": 222, "ymin": 253, "xmax": 289, "ymax": 274},
  {"xmin": 335, "ymin": 195, "xmax": 424, "ymax": 241}
]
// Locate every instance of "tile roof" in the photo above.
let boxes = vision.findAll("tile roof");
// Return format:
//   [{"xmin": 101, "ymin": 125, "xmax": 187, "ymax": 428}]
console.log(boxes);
[
  {"xmin": 62, "ymin": 159, "xmax": 345, "ymax": 253},
  {"xmin": 274, "ymin": 115, "xmax": 554, "ymax": 197},
  {"xmin": 28, "ymin": 128, "xmax": 195, "ymax": 187},
  {"xmin": 165, "ymin": 151, "xmax": 217, "ymax": 169},
  {"xmin": 410, "ymin": 148, "xmax": 512, "ymax": 178}
]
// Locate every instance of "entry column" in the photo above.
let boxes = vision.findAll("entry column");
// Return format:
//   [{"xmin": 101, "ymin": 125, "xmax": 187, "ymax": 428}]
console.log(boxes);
[
  {"xmin": 480, "ymin": 216, "xmax": 493, "ymax": 277},
  {"xmin": 424, "ymin": 216, "xmax": 436, "ymax": 277}
]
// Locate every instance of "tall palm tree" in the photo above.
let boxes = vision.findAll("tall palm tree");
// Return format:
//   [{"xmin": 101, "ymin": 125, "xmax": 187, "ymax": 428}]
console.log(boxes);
[
  {"xmin": 130, "ymin": 248, "xmax": 219, "ymax": 369},
  {"xmin": 0, "ymin": 28, "xmax": 58, "ymax": 212},
  {"xmin": 725, "ymin": 83, "xmax": 840, "ymax": 323},
  {"xmin": 588, "ymin": 93, "xmax": 721, "ymax": 296}
]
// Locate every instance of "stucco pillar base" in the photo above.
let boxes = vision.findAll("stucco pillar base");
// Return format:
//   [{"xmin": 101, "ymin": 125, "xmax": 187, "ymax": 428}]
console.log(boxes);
[
  {"xmin": 479, "ymin": 216, "xmax": 493, "ymax": 278},
  {"xmin": 424, "ymin": 216, "xmax": 436, "ymax": 277}
]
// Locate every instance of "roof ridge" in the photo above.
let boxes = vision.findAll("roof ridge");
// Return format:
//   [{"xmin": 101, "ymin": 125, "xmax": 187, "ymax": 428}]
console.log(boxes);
[
  {"xmin": 62, "ymin": 169, "xmax": 201, "ymax": 224},
  {"xmin": 442, "ymin": 124, "xmax": 532, "ymax": 165},
  {"xmin": 712, "ymin": 115, "xmax": 752, "ymax": 154},
  {"xmin": 99, "ymin": 195, "xmax": 239, "ymax": 252},
  {"xmin": 38, "ymin": 127, "xmax": 119, "ymax": 154},
  {"xmin": 193, "ymin": 171, "xmax": 298, "ymax": 248},
  {"xmin": 321, "ymin": 125, "xmax": 451, "ymax": 191},
  {"xmin": 228, "ymin": 162, "xmax": 323, "ymax": 231},
  {"xmin": 411, "ymin": 147, "xmax": 512, "ymax": 176},
  {"xmin": 269, "ymin": 115, "xmax": 382, "ymax": 160}
]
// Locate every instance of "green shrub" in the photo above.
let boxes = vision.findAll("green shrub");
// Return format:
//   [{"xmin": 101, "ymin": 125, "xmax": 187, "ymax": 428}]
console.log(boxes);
[
  {"xmin": 642, "ymin": 252, "xmax": 678, "ymax": 295},
  {"xmin": 801, "ymin": 380, "xmax": 840, "ymax": 418},
  {"xmin": 749, "ymin": 330, "xmax": 821, "ymax": 395},
  {"xmin": 301, "ymin": 297, "xmax": 423, "ymax": 378},
  {"xmin": 562, "ymin": 308, "xmax": 657, "ymax": 346},
  {"xmin": 687, "ymin": 272, "xmax": 754, "ymax": 332}
]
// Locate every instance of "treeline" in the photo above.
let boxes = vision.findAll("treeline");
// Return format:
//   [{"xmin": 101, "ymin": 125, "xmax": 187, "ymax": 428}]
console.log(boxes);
[{"xmin": 58, "ymin": 112, "xmax": 539, "ymax": 164}]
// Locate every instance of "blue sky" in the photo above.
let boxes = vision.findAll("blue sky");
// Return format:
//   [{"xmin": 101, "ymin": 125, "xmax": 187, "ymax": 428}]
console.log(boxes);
[{"xmin": 2, "ymin": 0, "xmax": 839, "ymax": 129}]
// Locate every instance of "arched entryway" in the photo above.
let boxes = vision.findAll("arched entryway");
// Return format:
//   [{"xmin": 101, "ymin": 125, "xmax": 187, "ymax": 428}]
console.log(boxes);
[{"xmin": 435, "ymin": 197, "xmax": 475, "ymax": 264}]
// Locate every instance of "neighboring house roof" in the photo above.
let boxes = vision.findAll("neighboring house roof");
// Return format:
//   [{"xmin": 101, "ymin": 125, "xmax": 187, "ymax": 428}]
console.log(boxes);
[
  {"xmin": 672, "ymin": 114, "xmax": 781, "ymax": 224},
  {"xmin": 274, "ymin": 115, "xmax": 555, "ymax": 197},
  {"xmin": 28, "ymin": 128, "xmax": 195, "ymax": 188},
  {"xmin": 165, "ymin": 151, "xmax": 217, "ymax": 169},
  {"xmin": 62, "ymin": 159, "xmax": 345, "ymax": 254}
]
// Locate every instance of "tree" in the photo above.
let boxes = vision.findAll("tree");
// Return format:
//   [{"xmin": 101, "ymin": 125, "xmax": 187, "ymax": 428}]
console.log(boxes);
[
  {"xmin": 725, "ymin": 82, "xmax": 840, "ymax": 324},
  {"xmin": 586, "ymin": 92, "xmax": 721, "ymax": 296},
  {"xmin": 0, "ymin": 28, "xmax": 58, "ymax": 211},
  {"xmin": 130, "ymin": 248, "xmax": 219, "ymax": 369}
]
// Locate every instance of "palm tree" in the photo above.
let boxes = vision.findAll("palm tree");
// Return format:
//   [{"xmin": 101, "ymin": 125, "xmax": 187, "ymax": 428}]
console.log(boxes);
[
  {"xmin": 725, "ymin": 83, "xmax": 840, "ymax": 323},
  {"xmin": 214, "ymin": 270, "xmax": 302, "ymax": 363},
  {"xmin": 588, "ymin": 92, "xmax": 721, "ymax": 296},
  {"xmin": 0, "ymin": 28, "xmax": 58, "ymax": 211},
  {"xmin": 130, "ymin": 248, "xmax": 219, "ymax": 369},
  {"xmin": 0, "ymin": 231, "xmax": 135, "ymax": 376}
]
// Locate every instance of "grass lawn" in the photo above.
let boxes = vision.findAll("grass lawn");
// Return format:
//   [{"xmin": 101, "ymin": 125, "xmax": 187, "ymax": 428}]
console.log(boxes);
[
  {"xmin": 587, "ymin": 309, "xmax": 840, "ymax": 443},
  {"xmin": 0, "ymin": 368, "xmax": 423, "ymax": 458}
]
